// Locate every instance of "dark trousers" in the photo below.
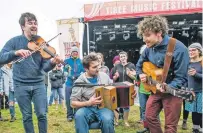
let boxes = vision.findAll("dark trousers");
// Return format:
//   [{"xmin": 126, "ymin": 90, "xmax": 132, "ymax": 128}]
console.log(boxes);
[
  {"xmin": 183, "ymin": 100, "xmax": 189, "ymax": 120},
  {"xmin": 1, "ymin": 95, "xmax": 9, "ymax": 109},
  {"xmin": 145, "ymin": 93, "xmax": 182, "ymax": 133},
  {"xmin": 192, "ymin": 112, "xmax": 202, "ymax": 128},
  {"xmin": 65, "ymin": 86, "xmax": 74, "ymax": 118}
]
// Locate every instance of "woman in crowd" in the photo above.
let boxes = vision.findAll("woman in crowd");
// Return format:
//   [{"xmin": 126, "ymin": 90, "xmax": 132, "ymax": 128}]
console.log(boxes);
[
  {"xmin": 185, "ymin": 43, "xmax": 202, "ymax": 133},
  {"xmin": 110, "ymin": 55, "xmax": 120, "ymax": 79},
  {"xmin": 1, "ymin": 63, "xmax": 16, "ymax": 122},
  {"xmin": 97, "ymin": 53, "xmax": 109, "ymax": 75},
  {"xmin": 49, "ymin": 64, "xmax": 66, "ymax": 109}
]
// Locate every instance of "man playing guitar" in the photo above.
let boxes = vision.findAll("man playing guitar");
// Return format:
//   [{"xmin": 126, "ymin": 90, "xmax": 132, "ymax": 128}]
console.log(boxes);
[{"xmin": 136, "ymin": 16, "xmax": 190, "ymax": 133}]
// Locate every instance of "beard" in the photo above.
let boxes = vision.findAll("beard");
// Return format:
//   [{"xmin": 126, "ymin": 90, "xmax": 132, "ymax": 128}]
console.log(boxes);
[{"xmin": 88, "ymin": 70, "xmax": 99, "ymax": 77}]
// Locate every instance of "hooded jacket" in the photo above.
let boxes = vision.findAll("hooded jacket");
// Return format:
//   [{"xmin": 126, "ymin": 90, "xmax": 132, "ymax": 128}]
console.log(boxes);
[{"xmin": 49, "ymin": 69, "xmax": 65, "ymax": 88}]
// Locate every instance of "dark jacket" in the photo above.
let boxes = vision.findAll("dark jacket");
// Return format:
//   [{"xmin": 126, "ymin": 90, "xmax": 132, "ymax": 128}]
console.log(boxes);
[
  {"xmin": 112, "ymin": 63, "xmax": 136, "ymax": 83},
  {"xmin": 136, "ymin": 35, "xmax": 189, "ymax": 89},
  {"xmin": 188, "ymin": 61, "xmax": 202, "ymax": 92},
  {"xmin": 49, "ymin": 69, "xmax": 65, "ymax": 89}
]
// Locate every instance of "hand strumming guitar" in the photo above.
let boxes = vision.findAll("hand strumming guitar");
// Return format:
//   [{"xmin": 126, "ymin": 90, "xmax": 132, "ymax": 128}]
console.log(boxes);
[{"xmin": 156, "ymin": 83, "xmax": 167, "ymax": 93}]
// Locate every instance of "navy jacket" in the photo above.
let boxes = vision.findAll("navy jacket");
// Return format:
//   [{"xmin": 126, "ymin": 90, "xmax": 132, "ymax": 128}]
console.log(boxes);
[
  {"xmin": 136, "ymin": 35, "xmax": 189, "ymax": 89},
  {"xmin": 188, "ymin": 61, "xmax": 202, "ymax": 92},
  {"xmin": 0, "ymin": 35, "xmax": 55, "ymax": 86}
]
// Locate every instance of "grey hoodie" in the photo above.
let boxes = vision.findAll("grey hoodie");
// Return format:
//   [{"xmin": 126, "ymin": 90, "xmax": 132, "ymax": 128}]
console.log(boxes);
[{"xmin": 70, "ymin": 72, "xmax": 112, "ymax": 102}]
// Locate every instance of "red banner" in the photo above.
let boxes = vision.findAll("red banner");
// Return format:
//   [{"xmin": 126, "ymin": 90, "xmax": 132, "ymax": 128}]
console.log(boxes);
[{"xmin": 84, "ymin": 0, "xmax": 202, "ymax": 22}]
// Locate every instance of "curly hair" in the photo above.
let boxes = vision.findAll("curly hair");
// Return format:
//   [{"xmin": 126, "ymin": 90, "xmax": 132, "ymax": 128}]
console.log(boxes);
[
  {"xmin": 137, "ymin": 15, "xmax": 169, "ymax": 38},
  {"xmin": 82, "ymin": 53, "xmax": 99, "ymax": 69}
]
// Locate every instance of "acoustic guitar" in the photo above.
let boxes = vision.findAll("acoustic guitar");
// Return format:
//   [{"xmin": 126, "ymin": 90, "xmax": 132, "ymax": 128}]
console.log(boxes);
[{"xmin": 142, "ymin": 62, "xmax": 195, "ymax": 102}]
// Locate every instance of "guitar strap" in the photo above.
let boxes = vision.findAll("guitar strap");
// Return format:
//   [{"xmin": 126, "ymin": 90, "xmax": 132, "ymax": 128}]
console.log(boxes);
[{"xmin": 161, "ymin": 38, "xmax": 176, "ymax": 83}]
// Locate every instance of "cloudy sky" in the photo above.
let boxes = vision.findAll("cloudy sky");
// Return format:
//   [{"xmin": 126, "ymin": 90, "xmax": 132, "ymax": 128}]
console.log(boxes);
[{"xmin": 0, "ymin": 0, "xmax": 118, "ymax": 51}]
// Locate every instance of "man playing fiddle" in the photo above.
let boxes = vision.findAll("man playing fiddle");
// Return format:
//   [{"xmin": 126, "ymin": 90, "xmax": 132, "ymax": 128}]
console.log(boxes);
[{"xmin": 0, "ymin": 12, "xmax": 61, "ymax": 133}]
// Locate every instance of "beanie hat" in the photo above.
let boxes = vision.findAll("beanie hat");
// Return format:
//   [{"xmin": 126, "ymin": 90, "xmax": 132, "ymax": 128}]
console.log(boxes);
[
  {"xmin": 112, "ymin": 56, "xmax": 120, "ymax": 64},
  {"xmin": 188, "ymin": 43, "xmax": 202, "ymax": 52},
  {"xmin": 70, "ymin": 46, "xmax": 79, "ymax": 53}
]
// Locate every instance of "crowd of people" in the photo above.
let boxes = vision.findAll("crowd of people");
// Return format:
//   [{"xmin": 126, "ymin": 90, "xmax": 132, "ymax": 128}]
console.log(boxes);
[{"xmin": 0, "ymin": 12, "xmax": 202, "ymax": 133}]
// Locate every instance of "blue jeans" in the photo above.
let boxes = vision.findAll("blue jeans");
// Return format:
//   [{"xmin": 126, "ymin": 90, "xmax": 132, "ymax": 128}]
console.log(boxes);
[
  {"xmin": 48, "ymin": 90, "xmax": 54, "ymax": 105},
  {"xmin": 65, "ymin": 86, "xmax": 74, "ymax": 118},
  {"xmin": 15, "ymin": 84, "xmax": 47, "ymax": 133},
  {"xmin": 74, "ymin": 106, "xmax": 115, "ymax": 133},
  {"xmin": 139, "ymin": 92, "xmax": 150, "ymax": 121},
  {"xmin": 9, "ymin": 91, "xmax": 15, "ymax": 117},
  {"xmin": 53, "ymin": 88, "xmax": 64, "ymax": 101}
]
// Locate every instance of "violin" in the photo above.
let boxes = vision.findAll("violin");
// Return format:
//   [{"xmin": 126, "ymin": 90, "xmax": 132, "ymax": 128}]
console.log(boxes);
[
  {"xmin": 13, "ymin": 33, "xmax": 64, "ymax": 65},
  {"xmin": 28, "ymin": 35, "xmax": 57, "ymax": 59}
]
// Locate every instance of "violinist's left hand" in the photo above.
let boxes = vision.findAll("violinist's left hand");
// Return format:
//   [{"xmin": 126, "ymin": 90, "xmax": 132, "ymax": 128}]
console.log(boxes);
[{"xmin": 51, "ymin": 56, "xmax": 62, "ymax": 64}]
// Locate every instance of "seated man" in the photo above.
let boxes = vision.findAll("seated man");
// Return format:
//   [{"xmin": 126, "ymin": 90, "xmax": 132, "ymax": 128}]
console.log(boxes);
[{"xmin": 70, "ymin": 53, "xmax": 115, "ymax": 133}]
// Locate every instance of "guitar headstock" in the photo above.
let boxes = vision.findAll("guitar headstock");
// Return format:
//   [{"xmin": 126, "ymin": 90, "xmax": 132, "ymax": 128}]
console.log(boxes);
[{"xmin": 175, "ymin": 87, "xmax": 196, "ymax": 102}]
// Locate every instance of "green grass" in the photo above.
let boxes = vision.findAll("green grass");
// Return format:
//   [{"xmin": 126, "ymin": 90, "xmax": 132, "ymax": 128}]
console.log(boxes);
[{"xmin": 0, "ymin": 105, "xmax": 193, "ymax": 133}]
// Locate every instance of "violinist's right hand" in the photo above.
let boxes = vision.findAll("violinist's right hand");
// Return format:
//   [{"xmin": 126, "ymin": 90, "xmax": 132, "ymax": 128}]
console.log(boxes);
[{"xmin": 15, "ymin": 49, "xmax": 31, "ymax": 58}]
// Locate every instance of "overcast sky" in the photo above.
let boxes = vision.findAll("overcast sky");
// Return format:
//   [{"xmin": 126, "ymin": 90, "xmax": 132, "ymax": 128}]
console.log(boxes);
[{"xmin": 0, "ymin": 0, "xmax": 118, "ymax": 51}]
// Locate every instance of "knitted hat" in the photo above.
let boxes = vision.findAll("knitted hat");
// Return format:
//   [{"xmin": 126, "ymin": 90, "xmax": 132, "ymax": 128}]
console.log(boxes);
[
  {"xmin": 188, "ymin": 43, "xmax": 202, "ymax": 52},
  {"xmin": 70, "ymin": 46, "xmax": 79, "ymax": 53},
  {"xmin": 112, "ymin": 56, "xmax": 120, "ymax": 64}
]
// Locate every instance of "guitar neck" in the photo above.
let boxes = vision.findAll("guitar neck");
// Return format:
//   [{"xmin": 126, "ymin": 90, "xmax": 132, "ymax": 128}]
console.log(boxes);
[{"xmin": 149, "ymin": 77, "xmax": 176, "ymax": 96}]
